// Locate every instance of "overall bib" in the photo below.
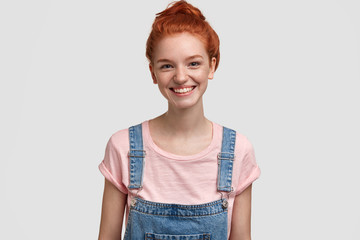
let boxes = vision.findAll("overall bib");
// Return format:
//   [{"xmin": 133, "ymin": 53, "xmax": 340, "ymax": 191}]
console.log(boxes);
[{"xmin": 124, "ymin": 124, "xmax": 236, "ymax": 240}]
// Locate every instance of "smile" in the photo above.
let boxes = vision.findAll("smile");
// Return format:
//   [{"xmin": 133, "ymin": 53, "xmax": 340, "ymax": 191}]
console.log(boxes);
[{"xmin": 171, "ymin": 86, "xmax": 195, "ymax": 94}]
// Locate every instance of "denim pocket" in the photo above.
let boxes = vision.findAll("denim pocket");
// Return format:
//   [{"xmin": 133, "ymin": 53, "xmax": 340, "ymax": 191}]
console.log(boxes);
[{"xmin": 145, "ymin": 233, "xmax": 210, "ymax": 240}]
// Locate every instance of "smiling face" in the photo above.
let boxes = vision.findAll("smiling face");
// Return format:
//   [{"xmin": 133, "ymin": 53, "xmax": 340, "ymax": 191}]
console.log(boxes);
[{"xmin": 150, "ymin": 32, "xmax": 216, "ymax": 110}]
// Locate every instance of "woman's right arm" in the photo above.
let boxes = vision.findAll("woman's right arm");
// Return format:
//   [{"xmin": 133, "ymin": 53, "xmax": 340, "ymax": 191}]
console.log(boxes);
[{"xmin": 98, "ymin": 179, "xmax": 127, "ymax": 240}]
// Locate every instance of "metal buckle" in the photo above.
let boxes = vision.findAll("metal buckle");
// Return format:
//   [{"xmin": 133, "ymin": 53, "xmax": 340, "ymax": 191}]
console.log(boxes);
[
  {"xmin": 128, "ymin": 150, "xmax": 146, "ymax": 158},
  {"xmin": 218, "ymin": 187, "xmax": 234, "ymax": 209},
  {"xmin": 217, "ymin": 152, "xmax": 235, "ymax": 160}
]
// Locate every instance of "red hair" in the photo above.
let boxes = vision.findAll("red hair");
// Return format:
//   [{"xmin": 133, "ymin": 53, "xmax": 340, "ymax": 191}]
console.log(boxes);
[{"xmin": 146, "ymin": 0, "xmax": 220, "ymax": 70}]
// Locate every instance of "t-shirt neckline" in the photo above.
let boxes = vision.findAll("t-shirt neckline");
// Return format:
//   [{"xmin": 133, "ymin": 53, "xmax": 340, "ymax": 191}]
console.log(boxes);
[{"xmin": 142, "ymin": 120, "xmax": 220, "ymax": 161}]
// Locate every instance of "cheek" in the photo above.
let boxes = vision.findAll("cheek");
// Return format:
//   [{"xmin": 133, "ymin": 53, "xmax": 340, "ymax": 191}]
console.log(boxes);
[
  {"xmin": 155, "ymin": 72, "xmax": 172, "ymax": 85},
  {"xmin": 156, "ymin": 78, "xmax": 170, "ymax": 96},
  {"xmin": 194, "ymin": 70, "xmax": 211, "ymax": 82}
]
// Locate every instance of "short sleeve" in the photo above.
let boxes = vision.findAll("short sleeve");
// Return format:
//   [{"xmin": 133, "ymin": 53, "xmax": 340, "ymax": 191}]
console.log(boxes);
[
  {"xmin": 235, "ymin": 138, "xmax": 261, "ymax": 195},
  {"xmin": 98, "ymin": 136, "xmax": 128, "ymax": 194}
]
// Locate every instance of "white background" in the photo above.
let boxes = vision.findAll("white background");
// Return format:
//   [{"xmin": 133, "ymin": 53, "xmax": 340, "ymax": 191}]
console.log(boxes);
[{"xmin": 1, "ymin": 0, "xmax": 359, "ymax": 239}]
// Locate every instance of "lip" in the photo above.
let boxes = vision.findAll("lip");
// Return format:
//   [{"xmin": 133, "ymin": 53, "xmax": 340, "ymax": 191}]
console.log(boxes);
[{"xmin": 170, "ymin": 86, "xmax": 196, "ymax": 97}]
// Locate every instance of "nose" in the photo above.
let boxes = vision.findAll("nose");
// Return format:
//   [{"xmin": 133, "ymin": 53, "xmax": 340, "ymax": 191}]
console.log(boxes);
[{"xmin": 174, "ymin": 66, "xmax": 188, "ymax": 85}]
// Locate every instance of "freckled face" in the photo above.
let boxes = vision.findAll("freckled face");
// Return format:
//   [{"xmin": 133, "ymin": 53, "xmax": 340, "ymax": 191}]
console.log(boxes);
[{"xmin": 150, "ymin": 32, "xmax": 216, "ymax": 110}]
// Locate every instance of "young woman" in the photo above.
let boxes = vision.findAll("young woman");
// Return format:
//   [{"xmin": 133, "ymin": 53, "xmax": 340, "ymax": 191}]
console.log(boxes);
[{"xmin": 98, "ymin": 1, "xmax": 260, "ymax": 239}]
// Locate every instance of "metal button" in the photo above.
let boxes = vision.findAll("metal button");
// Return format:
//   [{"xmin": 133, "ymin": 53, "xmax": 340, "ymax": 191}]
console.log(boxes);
[
  {"xmin": 130, "ymin": 198, "xmax": 137, "ymax": 207},
  {"xmin": 222, "ymin": 199, "xmax": 228, "ymax": 209}
]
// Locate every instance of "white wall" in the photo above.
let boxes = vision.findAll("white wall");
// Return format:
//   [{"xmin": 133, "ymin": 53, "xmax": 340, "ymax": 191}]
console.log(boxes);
[{"xmin": 1, "ymin": 0, "xmax": 359, "ymax": 239}]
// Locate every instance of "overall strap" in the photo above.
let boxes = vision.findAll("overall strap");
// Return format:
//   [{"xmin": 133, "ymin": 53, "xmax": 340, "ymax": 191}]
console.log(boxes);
[
  {"xmin": 217, "ymin": 126, "xmax": 236, "ymax": 192},
  {"xmin": 128, "ymin": 123, "xmax": 146, "ymax": 189}
]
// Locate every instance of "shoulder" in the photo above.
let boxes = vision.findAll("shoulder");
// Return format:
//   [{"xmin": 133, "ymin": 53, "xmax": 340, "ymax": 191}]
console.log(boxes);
[
  {"xmin": 106, "ymin": 121, "xmax": 148, "ymax": 151},
  {"xmin": 235, "ymin": 132, "xmax": 254, "ymax": 155},
  {"xmin": 216, "ymin": 123, "xmax": 254, "ymax": 155},
  {"xmin": 108, "ymin": 128, "xmax": 129, "ymax": 147},
  {"xmin": 214, "ymin": 123, "xmax": 252, "ymax": 150},
  {"xmin": 105, "ymin": 124, "xmax": 136, "ymax": 154}
]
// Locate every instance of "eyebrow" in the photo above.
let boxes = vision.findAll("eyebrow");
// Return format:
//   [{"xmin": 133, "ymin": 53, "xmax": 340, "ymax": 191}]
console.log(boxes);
[{"xmin": 156, "ymin": 55, "xmax": 204, "ymax": 63}]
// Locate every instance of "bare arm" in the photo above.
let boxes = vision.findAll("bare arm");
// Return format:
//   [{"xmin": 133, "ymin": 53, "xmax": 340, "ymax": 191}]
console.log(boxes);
[
  {"xmin": 229, "ymin": 184, "xmax": 252, "ymax": 240},
  {"xmin": 98, "ymin": 179, "xmax": 127, "ymax": 240}
]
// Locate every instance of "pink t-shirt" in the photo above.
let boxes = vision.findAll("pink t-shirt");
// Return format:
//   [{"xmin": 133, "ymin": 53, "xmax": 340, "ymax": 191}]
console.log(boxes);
[{"xmin": 99, "ymin": 120, "xmax": 260, "ymax": 237}]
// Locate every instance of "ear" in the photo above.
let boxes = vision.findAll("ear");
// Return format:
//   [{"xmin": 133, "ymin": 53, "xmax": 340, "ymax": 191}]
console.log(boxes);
[
  {"xmin": 208, "ymin": 57, "xmax": 216, "ymax": 80},
  {"xmin": 149, "ymin": 64, "xmax": 158, "ymax": 84}
]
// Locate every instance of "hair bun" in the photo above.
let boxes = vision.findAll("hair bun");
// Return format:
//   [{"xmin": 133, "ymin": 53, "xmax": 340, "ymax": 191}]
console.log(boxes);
[{"xmin": 157, "ymin": 0, "xmax": 205, "ymax": 21}]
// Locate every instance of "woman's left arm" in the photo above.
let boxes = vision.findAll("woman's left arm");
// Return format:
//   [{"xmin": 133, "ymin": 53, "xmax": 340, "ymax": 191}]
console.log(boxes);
[{"xmin": 229, "ymin": 184, "xmax": 252, "ymax": 240}]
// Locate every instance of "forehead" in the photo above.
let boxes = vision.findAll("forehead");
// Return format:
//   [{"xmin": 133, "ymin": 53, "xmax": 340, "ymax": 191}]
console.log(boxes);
[{"xmin": 153, "ymin": 32, "xmax": 208, "ymax": 60}]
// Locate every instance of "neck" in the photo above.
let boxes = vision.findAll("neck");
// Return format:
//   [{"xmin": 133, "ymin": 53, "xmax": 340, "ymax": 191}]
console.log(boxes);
[{"xmin": 153, "ymin": 100, "xmax": 211, "ymax": 137}]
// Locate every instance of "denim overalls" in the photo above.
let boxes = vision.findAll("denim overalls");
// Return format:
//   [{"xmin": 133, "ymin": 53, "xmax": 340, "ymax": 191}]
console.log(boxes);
[{"xmin": 124, "ymin": 124, "xmax": 236, "ymax": 240}]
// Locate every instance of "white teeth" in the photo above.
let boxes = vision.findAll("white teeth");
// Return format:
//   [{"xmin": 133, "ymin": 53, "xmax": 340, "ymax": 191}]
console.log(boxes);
[{"xmin": 174, "ymin": 87, "xmax": 194, "ymax": 93}]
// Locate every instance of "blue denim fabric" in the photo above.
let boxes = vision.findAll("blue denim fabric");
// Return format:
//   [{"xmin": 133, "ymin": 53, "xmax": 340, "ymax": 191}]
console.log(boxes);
[
  {"xmin": 124, "ymin": 198, "xmax": 228, "ymax": 239},
  {"xmin": 217, "ymin": 127, "xmax": 236, "ymax": 192},
  {"xmin": 128, "ymin": 124, "xmax": 146, "ymax": 189},
  {"xmin": 124, "ymin": 124, "xmax": 236, "ymax": 240}
]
